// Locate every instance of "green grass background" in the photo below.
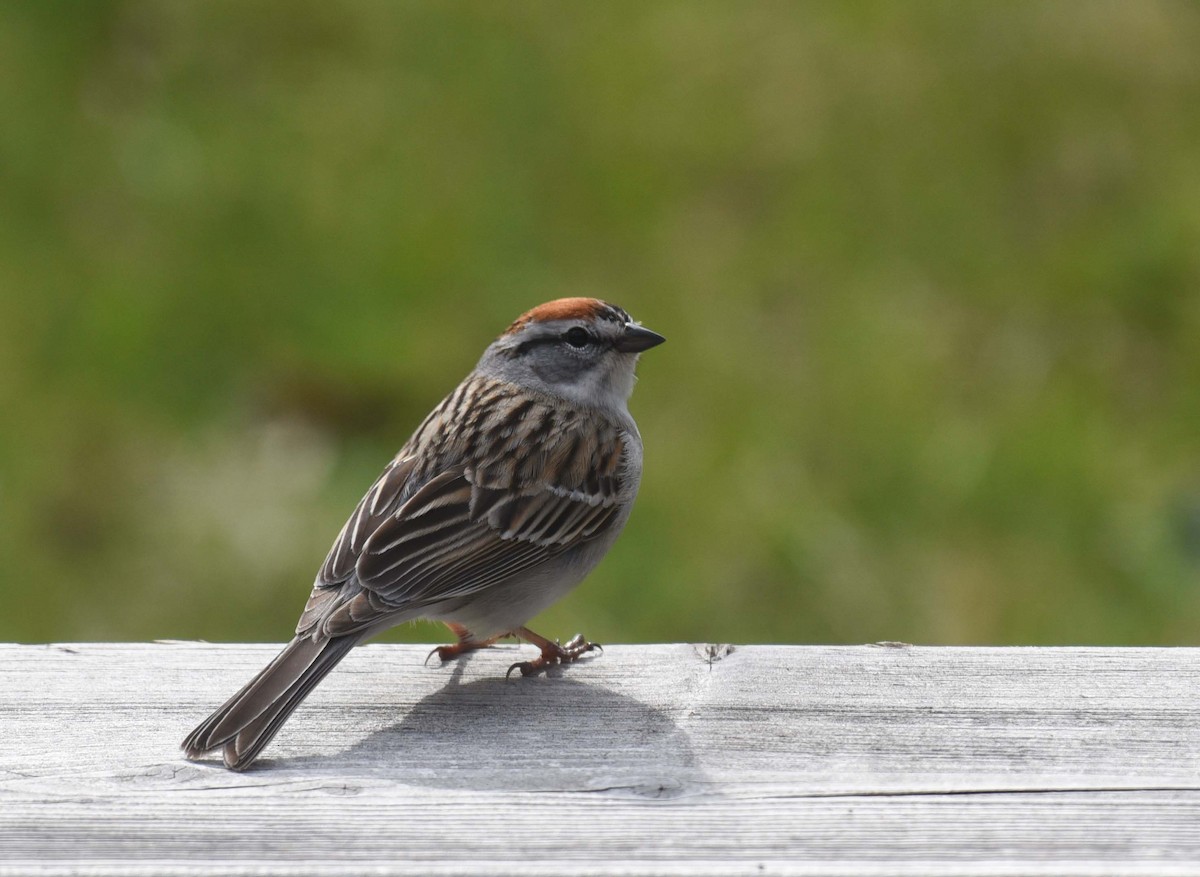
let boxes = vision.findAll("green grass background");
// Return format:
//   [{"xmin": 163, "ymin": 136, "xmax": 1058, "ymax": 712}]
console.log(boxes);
[{"xmin": 3, "ymin": 2, "xmax": 1199, "ymax": 646}]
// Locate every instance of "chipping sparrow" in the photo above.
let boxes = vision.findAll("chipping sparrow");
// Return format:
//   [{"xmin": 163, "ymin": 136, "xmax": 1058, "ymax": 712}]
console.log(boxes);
[{"xmin": 182, "ymin": 298, "xmax": 664, "ymax": 770}]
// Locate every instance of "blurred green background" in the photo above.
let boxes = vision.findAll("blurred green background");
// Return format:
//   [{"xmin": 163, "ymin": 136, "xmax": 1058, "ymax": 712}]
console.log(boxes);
[{"xmin": 2, "ymin": 2, "xmax": 1199, "ymax": 647}]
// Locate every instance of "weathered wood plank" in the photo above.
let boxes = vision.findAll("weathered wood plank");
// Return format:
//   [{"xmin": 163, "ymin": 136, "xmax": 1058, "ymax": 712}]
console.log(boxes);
[{"xmin": 1, "ymin": 643, "xmax": 1199, "ymax": 876}]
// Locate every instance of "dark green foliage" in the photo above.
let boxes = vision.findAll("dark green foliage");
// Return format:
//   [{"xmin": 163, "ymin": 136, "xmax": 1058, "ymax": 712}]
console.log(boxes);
[{"xmin": 3, "ymin": 3, "xmax": 1198, "ymax": 644}]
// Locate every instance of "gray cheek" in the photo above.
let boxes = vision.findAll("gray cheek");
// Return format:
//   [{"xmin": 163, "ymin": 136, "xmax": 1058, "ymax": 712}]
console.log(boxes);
[
  {"xmin": 531, "ymin": 354, "xmax": 585, "ymax": 386},
  {"xmin": 527, "ymin": 353, "xmax": 608, "ymax": 405},
  {"xmin": 552, "ymin": 364, "xmax": 626, "ymax": 411}
]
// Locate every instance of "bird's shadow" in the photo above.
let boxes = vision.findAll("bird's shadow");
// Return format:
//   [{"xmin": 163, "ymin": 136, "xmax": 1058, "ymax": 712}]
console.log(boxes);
[{"xmin": 274, "ymin": 655, "xmax": 706, "ymax": 797}]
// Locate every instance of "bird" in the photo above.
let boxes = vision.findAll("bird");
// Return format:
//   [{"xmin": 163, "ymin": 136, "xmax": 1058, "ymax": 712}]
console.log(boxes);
[{"xmin": 182, "ymin": 297, "xmax": 664, "ymax": 770}]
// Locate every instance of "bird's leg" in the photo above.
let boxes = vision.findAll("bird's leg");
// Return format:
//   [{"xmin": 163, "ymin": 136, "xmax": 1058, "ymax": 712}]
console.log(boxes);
[
  {"xmin": 425, "ymin": 623, "xmax": 499, "ymax": 667},
  {"xmin": 506, "ymin": 627, "xmax": 603, "ymax": 678}
]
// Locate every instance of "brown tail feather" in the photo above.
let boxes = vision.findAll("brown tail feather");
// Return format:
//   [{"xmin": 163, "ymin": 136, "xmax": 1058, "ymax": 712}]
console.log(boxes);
[{"xmin": 182, "ymin": 635, "xmax": 360, "ymax": 770}]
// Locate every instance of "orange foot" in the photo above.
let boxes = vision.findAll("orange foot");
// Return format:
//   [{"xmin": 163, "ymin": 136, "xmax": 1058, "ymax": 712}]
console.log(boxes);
[
  {"xmin": 506, "ymin": 627, "xmax": 602, "ymax": 678},
  {"xmin": 424, "ymin": 622, "xmax": 499, "ymax": 667}
]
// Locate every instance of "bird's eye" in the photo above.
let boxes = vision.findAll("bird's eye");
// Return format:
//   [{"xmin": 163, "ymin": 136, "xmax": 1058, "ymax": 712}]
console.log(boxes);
[{"xmin": 564, "ymin": 327, "xmax": 591, "ymax": 348}]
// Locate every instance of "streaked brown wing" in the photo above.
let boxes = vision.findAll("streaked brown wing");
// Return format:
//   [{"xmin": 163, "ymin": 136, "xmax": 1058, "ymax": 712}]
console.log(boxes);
[
  {"xmin": 296, "ymin": 455, "xmax": 420, "ymax": 636},
  {"xmin": 316, "ymin": 455, "xmax": 419, "ymax": 586},
  {"xmin": 310, "ymin": 433, "xmax": 626, "ymax": 637},
  {"xmin": 355, "ymin": 468, "xmax": 622, "ymax": 606}
]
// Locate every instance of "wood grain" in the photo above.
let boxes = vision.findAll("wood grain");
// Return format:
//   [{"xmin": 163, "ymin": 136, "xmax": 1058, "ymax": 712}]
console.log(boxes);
[{"xmin": 2, "ymin": 642, "xmax": 1199, "ymax": 875}]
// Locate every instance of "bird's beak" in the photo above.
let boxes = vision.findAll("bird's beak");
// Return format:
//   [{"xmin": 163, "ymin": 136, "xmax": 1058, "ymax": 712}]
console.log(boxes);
[{"xmin": 615, "ymin": 323, "xmax": 666, "ymax": 353}]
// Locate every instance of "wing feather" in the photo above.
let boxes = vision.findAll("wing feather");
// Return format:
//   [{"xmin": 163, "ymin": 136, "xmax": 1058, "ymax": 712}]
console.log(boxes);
[
  {"xmin": 356, "ymin": 451, "xmax": 625, "ymax": 609},
  {"xmin": 317, "ymin": 456, "xmax": 418, "ymax": 586}
]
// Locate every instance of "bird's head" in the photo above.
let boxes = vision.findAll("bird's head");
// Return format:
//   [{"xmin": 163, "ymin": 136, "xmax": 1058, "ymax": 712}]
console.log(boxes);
[{"xmin": 479, "ymin": 298, "xmax": 665, "ymax": 412}]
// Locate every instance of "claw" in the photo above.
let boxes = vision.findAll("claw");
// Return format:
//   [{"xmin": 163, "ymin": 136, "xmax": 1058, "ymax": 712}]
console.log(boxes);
[
  {"xmin": 505, "ymin": 628, "xmax": 602, "ymax": 678},
  {"xmin": 506, "ymin": 660, "xmax": 537, "ymax": 679},
  {"xmin": 562, "ymin": 633, "xmax": 602, "ymax": 655}
]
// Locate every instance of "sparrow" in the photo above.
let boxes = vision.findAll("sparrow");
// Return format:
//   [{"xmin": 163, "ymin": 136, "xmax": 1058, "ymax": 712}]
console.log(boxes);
[{"xmin": 182, "ymin": 298, "xmax": 664, "ymax": 769}]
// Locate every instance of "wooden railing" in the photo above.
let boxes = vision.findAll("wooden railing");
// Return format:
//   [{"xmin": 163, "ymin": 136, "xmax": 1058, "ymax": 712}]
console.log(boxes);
[{"xmin": 2, "ymin": 642, "xmax": 1198, "ymax": 875}]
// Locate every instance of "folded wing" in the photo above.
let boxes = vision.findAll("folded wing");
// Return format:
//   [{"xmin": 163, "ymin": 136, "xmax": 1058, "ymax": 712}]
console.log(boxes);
[{"xmin": 298, "ymin": 412, "xmax": 627, "ymax": 639}]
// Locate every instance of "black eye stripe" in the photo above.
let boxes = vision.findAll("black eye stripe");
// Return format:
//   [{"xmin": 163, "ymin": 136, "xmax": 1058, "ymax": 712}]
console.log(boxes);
[
  {"xmin": 514, "ymin": 328, "xmax": 603, "ymax": 356},
  {"xmin": 513, "ymin": 336, "xmax": 558, "ymax": 355}
]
